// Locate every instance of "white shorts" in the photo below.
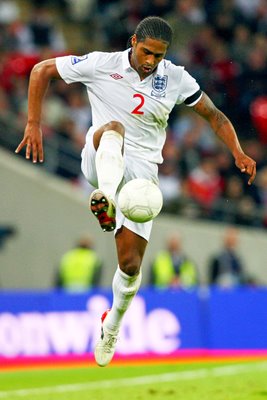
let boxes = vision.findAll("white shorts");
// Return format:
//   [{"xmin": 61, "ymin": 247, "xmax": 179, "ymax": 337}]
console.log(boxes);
[{"xmin": 81, "ymin": 132, "xmax": 159, "ymax": 241}]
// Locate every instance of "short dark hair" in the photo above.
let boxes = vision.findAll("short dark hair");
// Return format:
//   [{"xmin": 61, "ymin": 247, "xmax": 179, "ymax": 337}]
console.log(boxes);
[{"xmin": 135, "ymin": 16, "xmax": 173, "ymax": 46}]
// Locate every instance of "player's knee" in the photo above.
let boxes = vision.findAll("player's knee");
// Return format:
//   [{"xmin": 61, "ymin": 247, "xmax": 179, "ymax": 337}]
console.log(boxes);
[
  {"xmin": 105, "ymin": 121, "xmax": 125, "ymax": 136},
  {"xmin": 119, "ymin": 257, "xmax": 141, "ymax": 276}
]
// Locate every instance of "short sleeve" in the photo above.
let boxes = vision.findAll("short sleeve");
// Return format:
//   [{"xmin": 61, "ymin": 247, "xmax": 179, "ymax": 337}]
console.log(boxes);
[
  {"xmin": 184, "ymin": 89, "xmax": 203, "ymax": 106},
  {"xmin": 56, "ymin": 53, "xmax": 98, "ymax": 85},
  {"xmin": 176, "ymin": 69, "xmax": 202, "ymax": 106}
]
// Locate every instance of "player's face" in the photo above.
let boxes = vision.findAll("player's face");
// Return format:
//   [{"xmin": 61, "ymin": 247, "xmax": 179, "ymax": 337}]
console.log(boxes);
[{"xmin": 130, "ymin": 35, "xmax": 168, "ymax": 80}]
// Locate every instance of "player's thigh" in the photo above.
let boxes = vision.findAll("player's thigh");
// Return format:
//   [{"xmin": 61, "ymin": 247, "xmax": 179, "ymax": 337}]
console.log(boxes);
[
  {"xmin": 81, "ymin": 133, "xmax": 98, "ymax": 187},
  {"xmin": 115, "ymin": 226, "xmax": 148, "ymax": 275}
]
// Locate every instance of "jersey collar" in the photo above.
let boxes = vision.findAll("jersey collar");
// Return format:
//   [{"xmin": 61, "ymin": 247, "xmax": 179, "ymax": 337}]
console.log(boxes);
[
  {"xmin": 122, "ymin": 48, "xmax": 134, "ymax": 72},
  {"xmin": 122, "ymin": 48, "xmax": 165, "ymax": 80}
]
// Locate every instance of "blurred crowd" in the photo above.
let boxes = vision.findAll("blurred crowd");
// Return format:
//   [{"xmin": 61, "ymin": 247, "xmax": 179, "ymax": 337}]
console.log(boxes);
[
  {"xmin": 1, "ymin": 0, "xmax": 267, "ymax": 228},
  {"xmin": 56, "ymin": 226, "xmax": 259, "ymax": 290}
]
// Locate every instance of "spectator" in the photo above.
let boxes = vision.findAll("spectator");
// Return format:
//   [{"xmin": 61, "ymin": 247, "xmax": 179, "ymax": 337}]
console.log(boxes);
[
  {"xmin": 209, "ymin": 0, "xmax": 245, "ymax": 43},
  {"xmin": 230, "ymin": 24, "xmax": 252, "ymax": 66},
  {"xmin": 256, "ymin": 0, "xmax": 267, "ymax": 34},
  {"xmin": 212, "ymin": 175, "xmax": 245, "ymax": 223},
  {"xmin": 143, "ymin": 0, "xmax": 174, "ymax": 18},
  {"xmin": 208, "ymin": 227, "xmax": 246, "ymax": 287},
  {"xmin": 158, "ymin": 160, "xmax": 182, "ymax": 213},
  {"xmin": 158, "ymin": 136, "xmax": 182, "ymax": 212},
  {"xmin": 172, "ymin": 106, "xmax": 217, "ymax": 155},
  {"xmin": 234, "ymin": 0, "xmax": 261, "ymax": 20},
  {"xmin": 65, "ymin": 87, "xmax": 92, "ymax": 145},
  {"xmin": 187, "ymin": 23, "xmax": 216, "ymax": 85},
  {"xmin": 64, "ymin": 0, "xmax": 96, "ymax": 23},
  {"xmin": 149, "ymin": 233, "xmax": 198, "ymax": 289},
  {"xmin": 215, "ymin": 147, "xmax": 236, "ymax": 182},
  {"xmin": 238, "ymin": 44, "xmax": 267, "ymax": 132},
  {"xmin": 27, "ymin": 5, "xmax": 66, "ymax": 52},
  {"xmin": 186, "ymin": 156, "xmax": 223, "ymax": 216},
  {"xmin": 250, "ymin": 96, "xmax": 267, "ymax": 145},
  {"xmin": 166, "ymin": 0, "xmax": 206, "ymax": 63},
  {"xmin": 0, "ymin": 0, "xmax": 19, "ymax": 25},
  {"xmin": 208, "ymin": 40, "xmax": 240, "ymax": 111},
  {"xmin": 235, "ymin": 195, "xmax": 259, "ymax": 226},
  {"xmin": 56, "ymin": 234, "xmax": 102, "ymax": 291}
]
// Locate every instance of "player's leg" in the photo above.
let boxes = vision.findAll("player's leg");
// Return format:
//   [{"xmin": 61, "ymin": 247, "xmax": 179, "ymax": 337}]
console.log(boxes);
[
  {"xmin": 93, "ymin": 120, "xmax": 124, "ymax": 199},
  {"xmin": 90, "ymin": 121, "xmax": 125, "ymax": 232},
  {"xmin": 94, "ymin": 226, "xmax": 147, "ymax": 366},
  {"xmin": 108, "ymin": 226, "xmax": 146, "ymax": 328}
]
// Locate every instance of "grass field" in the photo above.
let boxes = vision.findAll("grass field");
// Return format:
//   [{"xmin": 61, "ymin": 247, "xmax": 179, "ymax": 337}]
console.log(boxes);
[{"xmin": 0, "ymin": 359, "xmax": 267, "ymax": 400}]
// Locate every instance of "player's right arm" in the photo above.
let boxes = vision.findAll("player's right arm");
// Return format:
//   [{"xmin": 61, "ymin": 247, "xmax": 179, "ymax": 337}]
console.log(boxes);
[{"xmin": 15, "ymin": 59, "xmax": 61, "ymax": 163}]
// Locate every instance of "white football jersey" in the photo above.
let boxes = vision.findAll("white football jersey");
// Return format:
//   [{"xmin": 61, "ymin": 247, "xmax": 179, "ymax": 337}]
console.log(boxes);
[{"xmin": 56, "ymin": 49, "xmax": 201, "ymax": 163}]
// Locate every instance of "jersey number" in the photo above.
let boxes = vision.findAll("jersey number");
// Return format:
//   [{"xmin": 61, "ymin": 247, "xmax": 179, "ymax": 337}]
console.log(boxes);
[{"xmin": 131, "ymin": 94, "xmax": 145, "ymax": 115}]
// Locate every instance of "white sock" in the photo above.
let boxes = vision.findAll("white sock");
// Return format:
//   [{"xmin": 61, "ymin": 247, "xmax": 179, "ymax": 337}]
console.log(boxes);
[
  {"xmin": 95, "ymin": 130, "xmax": 124, "ymax": 200},
  {"xmin": 105, "ymin": 266, "xmax": 142, "ymax": 333}
]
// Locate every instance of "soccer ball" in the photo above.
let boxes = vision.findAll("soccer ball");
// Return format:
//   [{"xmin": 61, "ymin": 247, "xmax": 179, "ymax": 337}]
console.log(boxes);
[{"xmin": 118, "ymin": 178, "xmax": 163, "ymax": 223}]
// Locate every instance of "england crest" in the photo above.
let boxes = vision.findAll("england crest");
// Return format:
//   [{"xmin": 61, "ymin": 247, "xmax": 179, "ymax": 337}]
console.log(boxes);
[{"xmin": 151, "ymin": 75, "xmax": 168, "ymax": 97}]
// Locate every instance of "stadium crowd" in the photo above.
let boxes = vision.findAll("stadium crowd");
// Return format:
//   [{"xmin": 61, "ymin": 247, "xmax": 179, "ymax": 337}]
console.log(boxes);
[{"xmin": 1, "ymin": 0, "xmax": 267, "ymax": 228}]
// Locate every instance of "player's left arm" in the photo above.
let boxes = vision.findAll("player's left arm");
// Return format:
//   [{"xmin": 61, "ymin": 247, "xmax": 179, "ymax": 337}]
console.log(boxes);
[{"xmin": 192, "ymin": 92, "xmax": 256, "ymax": 185}]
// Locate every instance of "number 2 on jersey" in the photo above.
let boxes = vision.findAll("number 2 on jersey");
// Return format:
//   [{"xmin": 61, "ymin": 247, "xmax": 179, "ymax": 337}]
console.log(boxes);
[{"xmin": 131, "ymin": 94, "xmax": 145, "ymax": 115}]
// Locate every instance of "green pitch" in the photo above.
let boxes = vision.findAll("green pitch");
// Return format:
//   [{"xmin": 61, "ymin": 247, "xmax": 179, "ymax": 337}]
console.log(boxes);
[{"xmin": 0, "ymin": 360, "xmax": 267, "ymax": 400}]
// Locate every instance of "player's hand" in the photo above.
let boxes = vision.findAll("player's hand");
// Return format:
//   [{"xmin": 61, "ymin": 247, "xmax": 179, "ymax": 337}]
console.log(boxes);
[
  {"xmin": 15, "ymin": 122, "xmax": 44, "ymax": 163},
  {"xmin": 234, "ymin": 152, "xmax": 256, "ymax": 185}
]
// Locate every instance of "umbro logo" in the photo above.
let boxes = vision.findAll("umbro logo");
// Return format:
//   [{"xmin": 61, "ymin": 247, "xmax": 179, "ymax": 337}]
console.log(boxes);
[{"xmin": 110, "ymin": 73, "xmax": 123, "ymax": 80}]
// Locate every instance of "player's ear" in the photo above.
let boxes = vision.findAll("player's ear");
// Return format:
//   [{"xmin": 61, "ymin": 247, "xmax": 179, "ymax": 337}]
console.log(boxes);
[{"xmin": 131, "ymin": 34, "xmax": 137, "ymax": 47}]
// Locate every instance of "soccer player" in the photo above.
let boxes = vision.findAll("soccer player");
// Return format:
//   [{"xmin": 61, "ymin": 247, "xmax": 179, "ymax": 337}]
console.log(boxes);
[{"xmin": 15, "ymin": 16, "xmax": 256, "ymax": 367}]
